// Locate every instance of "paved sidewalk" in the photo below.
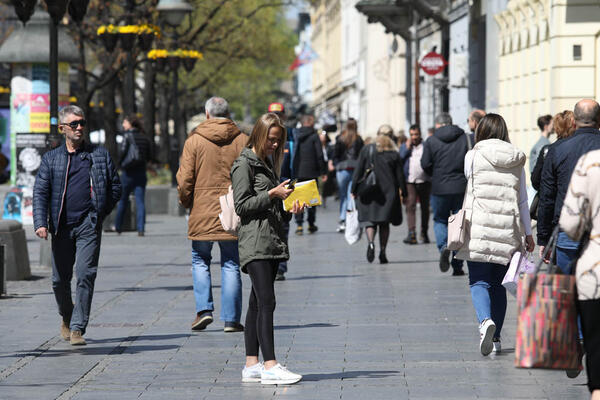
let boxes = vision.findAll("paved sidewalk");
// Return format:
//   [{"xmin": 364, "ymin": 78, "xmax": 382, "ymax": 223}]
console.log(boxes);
[{"xmin": 0, "ymin": 203, "xmax": 589, "ymax": 399}]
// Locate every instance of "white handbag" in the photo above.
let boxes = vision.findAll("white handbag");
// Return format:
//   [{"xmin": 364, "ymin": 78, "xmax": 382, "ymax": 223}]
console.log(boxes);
[
  {"xmin": 447, "ymin": 144, "xmax": 474, "ymax": 251},
  {"xmin": 218, "ymin": 186, "xmax": 240, "ymax": 235}
]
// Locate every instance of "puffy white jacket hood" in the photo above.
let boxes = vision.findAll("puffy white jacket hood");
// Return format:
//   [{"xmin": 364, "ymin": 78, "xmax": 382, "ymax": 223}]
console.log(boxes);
[{"xmin": 477, "ymin": 139, "xmax": 526, "ymax": 169}]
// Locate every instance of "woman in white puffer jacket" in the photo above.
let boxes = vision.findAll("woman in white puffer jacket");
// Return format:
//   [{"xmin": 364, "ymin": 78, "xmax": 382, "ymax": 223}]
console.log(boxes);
[{"xmin": 455, "ymin": 114, "xmax": 535, "ymax": 356}]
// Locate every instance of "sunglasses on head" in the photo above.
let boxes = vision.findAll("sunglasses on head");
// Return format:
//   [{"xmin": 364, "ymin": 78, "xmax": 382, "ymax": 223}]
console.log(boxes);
[{"xmin": 62, "ymin": 119, "xmax": 87, "ymax": 129}]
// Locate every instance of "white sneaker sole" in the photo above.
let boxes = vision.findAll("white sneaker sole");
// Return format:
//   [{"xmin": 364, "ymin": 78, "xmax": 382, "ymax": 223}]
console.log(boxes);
[
  {"xmin": 241, "ymin": 377, "xmax": 261, "ymax": 383},
  {"xmin": 480, "ymin": 323, "xmax": 495, "ymax": 356},
  {"xmin": 261, "ymin": 377, "xmax": 302, "ymax": 385}
]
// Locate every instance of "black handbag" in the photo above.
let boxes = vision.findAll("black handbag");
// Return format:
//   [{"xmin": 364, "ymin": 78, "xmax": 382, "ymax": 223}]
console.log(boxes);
[
  {"xmin": 121, "ymin": 132, "xmax": 142, "ymax": 170},
  {"xmin": 356, "ymin": 145, "xmax": 378, "ymax": 196},
  {"xmin": 529, "ymin": 192, "xmax": 539, "ymax": 221}
]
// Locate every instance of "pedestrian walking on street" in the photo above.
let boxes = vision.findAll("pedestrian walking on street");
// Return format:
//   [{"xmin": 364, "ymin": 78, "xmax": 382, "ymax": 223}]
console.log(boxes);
[
  {"xmin": 33, "ymin": 105, "xmax": 121, "ymax": 346},
  {"xmin": 176, "ymin": 97, "xmax": 247, "ymax": 333},
  {"xmin": 292, "ymin": 113, "xmax": 327, "ymax": 235},
  {"xmin": 352, "ymin": 126, "xmax": 407, "ymax": 264},
  {"xmin": 529, "ymin": 114, "xmax": 553, "ymax": 174},
  {"xmin": 399, "ymin": 124, "xmax": 431, "ymax": 244},
  {"xmin": 421, "ymin": 113, "xmax": 471, "ymax": 276},
  {"xmin": 531, "ymin": 111, "xmax": 575, "ymax": 192},
  {"xmin": 559, "ymin": 149, "xmax": 600, "ymax": 399},
  {"xmin": 231, "ymin": 113, "xmax": 305, "ymax": 385},
  {"xmin": 115, "ymin": 114, "xmax": 152, "ymax": 236},
  {"xmin": 333, "ymin": 118, "xmax": 363, "ymax": 233},
  {"xmin": 467, "ymin": 109, "xmax": 486, "ymax": 144},
  {"xmin": 267, "ymin": 102, "xmax": 293, "ymax": 281},
  {"xmin": 455, "ymin": 113, "xmax": 534, "ymax": 356},
  {"xmin": 538, "ymin": 100, "xmax": 600, "ymax": 274}
]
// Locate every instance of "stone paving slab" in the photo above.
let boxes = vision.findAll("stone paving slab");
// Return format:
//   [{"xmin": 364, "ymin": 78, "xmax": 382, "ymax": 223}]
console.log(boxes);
[{"xmin": 0, "ymin": 202, "xmax": 590, "ymax": 399}]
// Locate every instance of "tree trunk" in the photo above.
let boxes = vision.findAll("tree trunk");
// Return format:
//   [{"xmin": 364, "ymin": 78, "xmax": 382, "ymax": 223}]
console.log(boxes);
[
  {"xmin": 142, "ymin": 61, "xmax": 156, "ymax": 161},
  {"xmin": 102, "ymin": 75, "xmax": 118, "ymax": 165},
  {"xmin": 158, "ymin": 84, "xmax": 170, "ymax": 164}
]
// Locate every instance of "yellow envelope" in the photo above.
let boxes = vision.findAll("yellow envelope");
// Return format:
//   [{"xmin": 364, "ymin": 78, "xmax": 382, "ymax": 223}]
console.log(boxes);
[{"xmin": 283, "ymin": 179, "xmax": 322, "ymax": 211}]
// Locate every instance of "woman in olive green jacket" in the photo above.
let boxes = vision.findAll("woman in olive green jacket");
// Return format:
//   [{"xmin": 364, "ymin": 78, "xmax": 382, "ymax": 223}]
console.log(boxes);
[{"xmin": 231, "ymin": 113, "xmax": 304, "ymax": 385}]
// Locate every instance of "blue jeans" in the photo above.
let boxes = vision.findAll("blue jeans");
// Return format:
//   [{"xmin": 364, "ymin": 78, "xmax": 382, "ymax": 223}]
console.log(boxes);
[
  {"xmin": 336, "ymin": 169, "xmax": 353, "ymax": 222},
  {"xmin": 555, "ymin": 232, "xmax": 583, "ymax": 339},
  {"xmin": 51, "ymin": 212, "xmax": 101, "ymax": 334},
  {"xmin": 556, "ymin": 232, "xmax": 579, "ymax": 274},
  {"xmin": 115, "ymin": 168, "xmax": 147, "ymax": 233},
  {"xmin": 191, "ymin": 241, "xmax": 242, "ymax": 323},
  {"xmin": 467, "ymin": 261, "xmax": 509, "ymax": 339},
  {"xmin": 431, "ymin": 193, "xmax": 465, "ymax": 270}
]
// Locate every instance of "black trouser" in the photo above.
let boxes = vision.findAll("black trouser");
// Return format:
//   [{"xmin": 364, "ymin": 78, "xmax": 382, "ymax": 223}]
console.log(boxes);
[
  {"xmin": 245, "ymin": 260, "xmax": 279, "ymax": 361},
  {"xmin": 579, "ymin": 298, "xmax": 600, "ymax": 392}
]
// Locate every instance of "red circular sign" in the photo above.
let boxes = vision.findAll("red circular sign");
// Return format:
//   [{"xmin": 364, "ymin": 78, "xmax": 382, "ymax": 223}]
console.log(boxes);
[{"xmin": 420, "ymin": 52, "xmax": 448, "ymax": 76}]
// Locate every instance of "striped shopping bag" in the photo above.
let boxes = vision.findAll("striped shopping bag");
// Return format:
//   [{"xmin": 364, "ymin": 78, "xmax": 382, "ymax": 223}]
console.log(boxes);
[{"xmin": 514, "ymin": 227, "xmax": 582, "ymax": 370}]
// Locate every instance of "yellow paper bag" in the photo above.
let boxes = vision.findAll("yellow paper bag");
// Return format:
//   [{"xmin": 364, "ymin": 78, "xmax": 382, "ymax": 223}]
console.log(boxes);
[{"xmin": 283, "ymin": 179, "xmax": 322, "ymax": 211}]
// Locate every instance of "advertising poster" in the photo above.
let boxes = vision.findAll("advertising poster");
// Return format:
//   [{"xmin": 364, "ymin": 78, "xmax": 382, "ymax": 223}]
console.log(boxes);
[
  {"xmin": 30, "ymin": 94, "xmax": 50, "ymax": 132},
  {"xmin": 3, "ymin": 187, "xmax": 23, "ymax": 223},
  {"xmin": 15, "ymin": 133, "xmax": 48, "ymax": 225}
]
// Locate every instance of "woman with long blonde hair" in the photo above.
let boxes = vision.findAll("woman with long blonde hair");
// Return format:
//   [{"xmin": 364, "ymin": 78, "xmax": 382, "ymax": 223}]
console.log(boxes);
[
  {"xmin": 351, "ymin": 126, "xmax": 406, "ymax": 263},
  {"xmin": 231, "ymin": 113, "xmax": 304, "ymax": 385}
]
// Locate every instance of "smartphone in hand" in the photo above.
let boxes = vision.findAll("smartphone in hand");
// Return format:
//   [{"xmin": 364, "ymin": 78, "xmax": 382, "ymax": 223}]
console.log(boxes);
[{"xmin": 287, "ymin": 179, "xmax": 298, "ymax": 190}]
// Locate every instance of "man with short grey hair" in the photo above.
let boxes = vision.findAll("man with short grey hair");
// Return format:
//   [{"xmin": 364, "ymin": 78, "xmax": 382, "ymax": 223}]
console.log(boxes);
[
  {"xmin": 33, "ymin": 105, "xmax": 121, "ymax": 345},
  {"xmin": 421, "ymin": 112, "xmax": 471, "ymax": 276},
  {"xmin": 205, "ymin": 97, "xmax": 230, "ymax": 119},
  {"xmin": 177, "ymin": 96, "xmax": 247, "ymax": 333}
]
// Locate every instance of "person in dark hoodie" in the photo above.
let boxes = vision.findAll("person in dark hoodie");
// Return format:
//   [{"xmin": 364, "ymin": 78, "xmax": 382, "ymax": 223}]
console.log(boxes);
[
  {"xmin": 292, "ymin": 113, "xmax": 327, "ymax": 235},
  {"xmin": 421, "ymin": 112, "xmax": 471, "ymax": 276}
]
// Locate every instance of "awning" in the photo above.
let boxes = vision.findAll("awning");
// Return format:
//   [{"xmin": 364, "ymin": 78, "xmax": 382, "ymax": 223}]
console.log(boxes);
[{"xmin": 355, "ymin": 0, "xmax": 449, "ymax": 39}]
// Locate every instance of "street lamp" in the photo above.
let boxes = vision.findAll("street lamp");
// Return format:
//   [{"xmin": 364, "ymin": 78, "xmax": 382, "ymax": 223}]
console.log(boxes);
[
  {"xmin": 156, "ymin": 0, "xmax": 193, "ymax": 186},
  {"xmin": 157, "ymin": 0, "xmax": 193, "ymax": 27}
]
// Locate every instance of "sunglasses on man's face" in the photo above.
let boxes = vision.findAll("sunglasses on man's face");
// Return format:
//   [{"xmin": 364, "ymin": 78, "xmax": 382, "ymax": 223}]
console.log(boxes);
[{"xmin": 62, "ymin": 119, "xmax": 87, "ymax": 129}]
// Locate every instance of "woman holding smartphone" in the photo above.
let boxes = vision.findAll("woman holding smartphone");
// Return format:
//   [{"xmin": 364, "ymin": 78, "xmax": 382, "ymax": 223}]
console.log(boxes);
[{"xmin": 231, "ymin": 113, "xmax": 304, "ymax": 385}]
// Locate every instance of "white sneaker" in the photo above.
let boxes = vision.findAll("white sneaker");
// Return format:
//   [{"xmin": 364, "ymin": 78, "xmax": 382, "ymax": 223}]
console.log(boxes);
[
  {"xmin": 261, "ymin": 363, "xmax": 302, "ymax": 385},
  {"xmin": 479, "ymin": 319, "xmax": 496, "ymax": 356},
  {"xmin": 242, "ymin": 362, "xmax": 264, "ymax": 383},
  {"xmin": 492, "ymin": 338, "xmax": 501, "ymax": 353}
]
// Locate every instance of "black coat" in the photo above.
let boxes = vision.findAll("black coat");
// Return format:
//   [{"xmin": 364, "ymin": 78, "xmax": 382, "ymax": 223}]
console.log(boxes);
[
  {"xmin": 119, "ymin": 128, "xmax": 152, "ymax": 172},
  {"xmin": 332, "ymin": 135, "xmax": 364, "ymax": 170},
  {"xmin": 537, "ymin": 127, "xmax": 600, "ymax": 245},
  {"xmin": 292, "ymin": 126, "xmax": 327, "ymax": 179},
  {"xmin": 421, "ymin": 125, "xmax": 470, "ymax": 195},
  {"xmin": 351, "ymin": 145, "xmax": 407, "ymax": 225}
]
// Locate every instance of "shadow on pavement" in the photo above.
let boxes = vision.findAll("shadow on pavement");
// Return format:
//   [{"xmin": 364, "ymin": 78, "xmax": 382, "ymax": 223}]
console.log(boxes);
[
  {"xmin": 302, "ymin": 370, "xmax": 400, "ymax": 381},
  {"xmin": 275, "ymin": 323, "xmax": 338, "ymax": 330},
  {"xmin": 286, "ymin": 274, "xmax": 362, "ymax": 281},
  {"xmin": 111, "ymin": 285, "xmax": 195, "ymax": 292},
  {"xmin": 87, "ymin": 333, "xmax": 190, "ymax": 344},
  {"xmin": 4, "ymin": 344, "xmax": 180, "ymax": 358},
  {"xmin": 386, "ymin": 260, "xmax": 438, "ymax": 264}
]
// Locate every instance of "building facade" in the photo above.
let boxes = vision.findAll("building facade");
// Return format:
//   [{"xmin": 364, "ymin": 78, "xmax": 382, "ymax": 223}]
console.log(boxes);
[{"xmin": 311, "ymin": 0, "xmax": 407, "ymax": 137}]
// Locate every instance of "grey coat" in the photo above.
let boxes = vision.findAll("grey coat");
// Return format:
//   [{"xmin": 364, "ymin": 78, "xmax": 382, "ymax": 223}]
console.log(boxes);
[{"xmin": 231, "ymin": 147, "xmax": 291, "ymax": 272}]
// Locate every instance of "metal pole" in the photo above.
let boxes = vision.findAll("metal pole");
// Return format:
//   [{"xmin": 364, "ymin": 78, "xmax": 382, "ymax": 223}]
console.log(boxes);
[{"xmin": 50, "ymin": 21, "xmax": 59, "ymax": 136}]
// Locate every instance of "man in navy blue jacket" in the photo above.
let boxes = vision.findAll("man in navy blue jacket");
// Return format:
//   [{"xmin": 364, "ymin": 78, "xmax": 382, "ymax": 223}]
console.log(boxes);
[
  {"xmin": 33, "ymin": 105, "xmax": 121, "ymax": 346},
  {"xmin": 538, "ymin": 99, "xmax": 600, "ymax": 271}
]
